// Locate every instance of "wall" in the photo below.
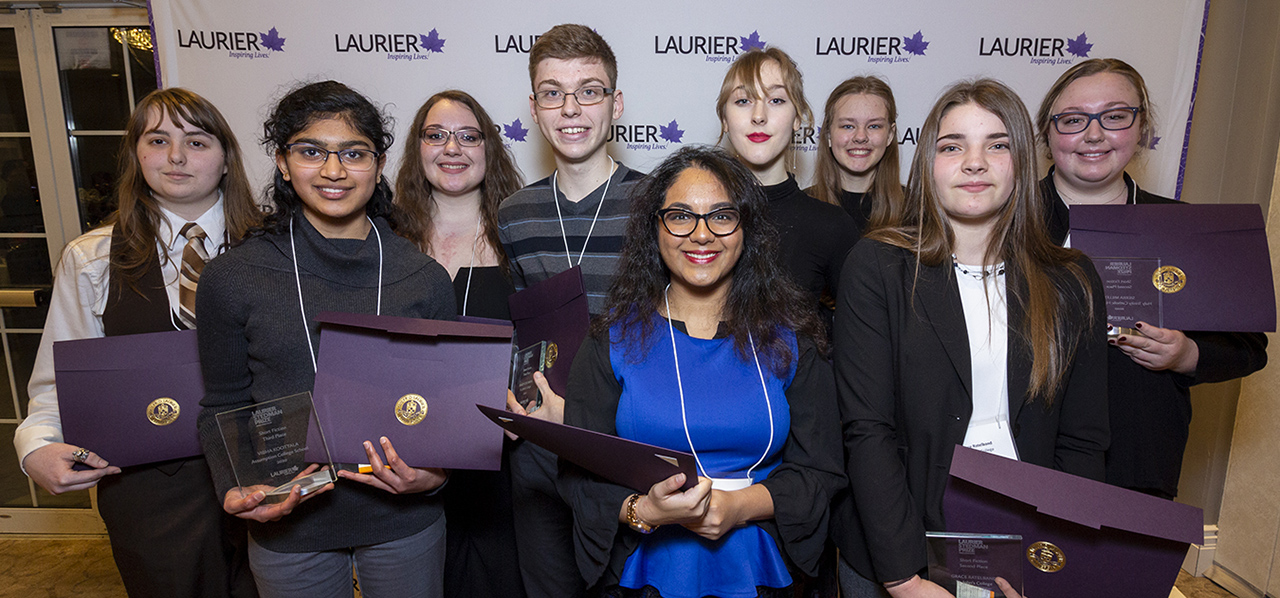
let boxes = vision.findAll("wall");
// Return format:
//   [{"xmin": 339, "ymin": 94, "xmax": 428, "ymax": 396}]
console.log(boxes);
[{"xmin": 1176, "ymin": 0, "xmax": 1280, "ymax": 527}]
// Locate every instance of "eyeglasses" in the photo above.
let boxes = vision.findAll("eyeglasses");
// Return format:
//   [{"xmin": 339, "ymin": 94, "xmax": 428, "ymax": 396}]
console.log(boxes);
[
  {"xmin": 284, "ymin": 143, "xmax": 380, "ymax": 171},
  {"xmin": 656, "ymin": 207, "xmax": 742, "ymax": 237},
  {"xmin": 1050, "ymin": 107, "xmax": 1141, "ymax": 135},
  {"xmin": 533, "ymin": 86, "xmax": 615, "ymax": 109},
  {"xmin": 420, "ymin": 127, "xmax": 484, "ymax": 147}
]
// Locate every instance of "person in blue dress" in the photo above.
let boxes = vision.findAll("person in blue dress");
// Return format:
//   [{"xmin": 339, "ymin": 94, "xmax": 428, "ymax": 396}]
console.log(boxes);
[{"xmin": 545, "ymin": 145, "xmax": 844, "ymax": 598}]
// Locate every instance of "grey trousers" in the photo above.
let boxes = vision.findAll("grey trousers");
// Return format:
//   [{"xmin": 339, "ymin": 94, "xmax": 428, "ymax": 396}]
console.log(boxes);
[
  {"xmin": 247, "ymin": 514, "xmax": 446, "ymax": 598},
  {"xmin": 838, "ymin": 555, "xmax": 893, "ymax": 598}
]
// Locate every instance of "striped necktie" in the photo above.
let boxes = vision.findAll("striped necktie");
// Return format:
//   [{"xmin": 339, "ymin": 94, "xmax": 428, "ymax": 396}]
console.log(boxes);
[{"xmin": 176, "ymin": 222, "xmax": 208, "ymax": 329}]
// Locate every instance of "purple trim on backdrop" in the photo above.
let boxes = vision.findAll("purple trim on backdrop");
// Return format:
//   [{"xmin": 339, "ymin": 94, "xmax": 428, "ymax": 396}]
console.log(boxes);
[
  {"xmin": 146, "ymin": 0, "xmax": 161, "ymax": 88},
  {"xmin": 1177, "ymin": 0, "xmax": 1212, "ymax": 201}
]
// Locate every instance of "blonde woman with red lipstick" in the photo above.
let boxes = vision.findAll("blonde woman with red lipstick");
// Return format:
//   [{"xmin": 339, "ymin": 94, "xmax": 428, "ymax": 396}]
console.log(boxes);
[
  {"xmin": 810, "ymin": 76, "xmax": 906, "ymax": 240},
  {"xmin": 393, "ymin": 89, "xmax": 527, "ymax": 598},
  {"xmin": 834, "ymin": 79, "xmax": 1106, "ymax": 598},
  {"xmin": 1036, "ymin": 58, "xmax": 1267, "ymax": 501},
  {"xmin": 717, "ymin": 48, "xmax": 855, "ymax": 322}
]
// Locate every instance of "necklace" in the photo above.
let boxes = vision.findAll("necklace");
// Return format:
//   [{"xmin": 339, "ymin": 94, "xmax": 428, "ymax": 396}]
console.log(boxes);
[
  {"xmin": 952, "ymin": 254, "xmax": 1005, "ymax": 280},
  {"xmin": 1057, "ymin": 180, "xmax": 1132, "ymax": 206}
]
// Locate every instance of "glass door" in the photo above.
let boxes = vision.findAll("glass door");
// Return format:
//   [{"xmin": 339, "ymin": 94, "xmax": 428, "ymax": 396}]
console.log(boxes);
[{"xmin": 0, "ymin": 6, "xmax": 152, "ymax": 534}]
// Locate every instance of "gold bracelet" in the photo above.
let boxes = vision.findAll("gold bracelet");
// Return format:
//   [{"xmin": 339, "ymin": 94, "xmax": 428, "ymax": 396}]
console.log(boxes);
[{"xmin": 625, "ymin": 493, "xmax": 657, "ymax": 534}]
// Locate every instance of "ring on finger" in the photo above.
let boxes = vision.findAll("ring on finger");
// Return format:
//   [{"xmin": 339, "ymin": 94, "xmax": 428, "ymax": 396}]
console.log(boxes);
[{"xmin": 71, "ymin": 447, "xmax": 90, "ymax": 463}]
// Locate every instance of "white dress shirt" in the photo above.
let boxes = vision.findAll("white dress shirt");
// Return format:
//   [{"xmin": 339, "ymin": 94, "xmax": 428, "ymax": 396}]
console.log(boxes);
[
  {"xmin": 955, "ymin": 264, "xmax": 1015, "ymax": 458},
  {"xmin": 13, "ymin": 198, "xmax": 226, "ymax": 468}
]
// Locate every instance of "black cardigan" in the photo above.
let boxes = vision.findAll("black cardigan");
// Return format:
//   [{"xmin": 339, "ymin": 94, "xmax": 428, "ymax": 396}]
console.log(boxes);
[{"xmin": 557, "ymin": 323, "xmax": 845, "ymax": 590}]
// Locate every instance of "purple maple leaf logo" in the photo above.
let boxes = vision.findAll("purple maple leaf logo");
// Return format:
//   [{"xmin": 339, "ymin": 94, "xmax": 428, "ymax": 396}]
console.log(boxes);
[
  {"xmin": 1148, "ymin": 136, "xmax": 1161, "ymax": 150},
  {"xmin": 740, "ymin": 30, "xmax": 766, "ymax": 52},
  {"xmin": 903, "ymin": 31, "xmax": 929, "ymax": 56},
  {"xmin": 659, "ymin": 120, "xmax": 685, "ymax": 143},
  {"xmin": 260, "ymin": 27, "xmax": 286, "ymax": 52},
  {"xmin": 503, "ymin": 119, "xmax": 528, "ymax": 142},
  {"xmin": 1066, "ymin": 32, "xmax": 1092, "ymax": 58},
  {"xmin": 420, "ymin": 29, "xmax": 446, "ymax": 53}
]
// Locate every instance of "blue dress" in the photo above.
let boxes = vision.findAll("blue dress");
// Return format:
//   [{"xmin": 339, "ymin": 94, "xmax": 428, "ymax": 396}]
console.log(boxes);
[
  {"xmin": 609, "ymin": 316, "xmax": 794, "ymax": 598},
  {"xmin": 560, "ymin": 316, "xmax": 844, "ymax": 596}
]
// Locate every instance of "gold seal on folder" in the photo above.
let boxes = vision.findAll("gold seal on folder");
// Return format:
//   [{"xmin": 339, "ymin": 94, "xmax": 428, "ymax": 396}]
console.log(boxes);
[
  {"xmin": 1152, "ymin": 265, "xmax": 1186, "ymax": 293},
  {"xmin": 146, "ymin": 398, "xmax": 180, "ymax": 426},
  {"xmin": 544, "ymin": 342, "xmax": 559, "ymax": 368},
  {"xmin": 1026, "ymin": 541, "xmax": 1066, "ymax": 573},
  {"xmin": 395, "ymin": 394, "xmax": 428, "ymax": 425}
]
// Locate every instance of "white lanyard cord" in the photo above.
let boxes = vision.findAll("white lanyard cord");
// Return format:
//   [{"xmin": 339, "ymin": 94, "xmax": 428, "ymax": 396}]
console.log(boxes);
[
  {"xmin": 460, "ymin": 215, "xmax": 481, "ymax": 317},
  {"xmin": 663, "ymin": 285, "xmax": 774, "ymax": 481},
  {"xmin": 290, "ymin": 215, "xmax": 383, "ymax": 373},
  {"xmin": 553, "ymin": 157, "xmax": 616, "ymax": 268}
]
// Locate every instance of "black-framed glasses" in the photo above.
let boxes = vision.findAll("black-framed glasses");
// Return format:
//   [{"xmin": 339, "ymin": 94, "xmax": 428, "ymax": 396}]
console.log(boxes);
[
  {"xmin": 420, "ymin": 127, "xmax": 485, "ymax": 147},
  {"xmin": 1050, "ymin": 107, "xmax": 1141, "ymax": 135},
  {"xmin": 657, "ymin": 207, "xmax": 742, "ymax": 237},
  {"xmin": 284, "ymin": 143, "xmax": 381, "ymax": 171},
  {"xmin": 533, "ymin": 86, "xmax": 615, "ymax": 109}
]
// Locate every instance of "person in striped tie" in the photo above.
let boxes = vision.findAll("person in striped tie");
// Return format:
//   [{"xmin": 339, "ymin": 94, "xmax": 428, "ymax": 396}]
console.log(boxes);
[{"xmin": 13, "ymin": 88, "xmax": 262, "ymax": 598}]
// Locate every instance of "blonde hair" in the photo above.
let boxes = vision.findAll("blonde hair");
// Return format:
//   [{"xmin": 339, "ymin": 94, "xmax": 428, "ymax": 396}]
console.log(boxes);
[
  {"xmin": 1036, "ymin": 58, "xmax": 1155, "ymax": 160},
  {"xmin": 811, "ymin": 76, "xmax": 904, "ymax": 230},
  {"xmin": 715, "ymin": 47, "xmax": 813, "ymax": 137}
]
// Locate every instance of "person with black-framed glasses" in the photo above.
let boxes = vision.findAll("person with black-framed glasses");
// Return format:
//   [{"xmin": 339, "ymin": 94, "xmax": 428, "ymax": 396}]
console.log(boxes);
[
  {"xmin": 1035, "ymin": 58, "xmax": 1267, "ymax": 502},
  {"xmin": 550, "ymin": 145, "xmax": 843, "ymax": 598}
]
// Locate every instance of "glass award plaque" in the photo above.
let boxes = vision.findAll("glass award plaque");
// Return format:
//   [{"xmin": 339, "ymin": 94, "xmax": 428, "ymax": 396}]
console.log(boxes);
[
  {"xmin": 1095, "ymin": 257, "xmax": 1163, "ymax": 328},
  {"xmin": 926, "ymin": 532, "xmax": 1023, "ymax": 598},
  {"xmin": 510, "ymin": 340, "xmax": 546, "ymax": 412},
  {"xmin": 215, "ymin": 392, "xmax": 336, "ymax": 501}
]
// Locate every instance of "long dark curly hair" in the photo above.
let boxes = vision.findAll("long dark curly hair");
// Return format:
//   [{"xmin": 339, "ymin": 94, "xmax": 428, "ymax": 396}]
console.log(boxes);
[
  {"xmin": 252, "ymin": 80, "xmax": 400, "ymax": 236},
  {"xmin": 593, "ymin": 145, "xmax": 826, "ymax": 374},
  {"xmin": 393, "ymin": 90, "xmax": 523, "ymax": 275}
]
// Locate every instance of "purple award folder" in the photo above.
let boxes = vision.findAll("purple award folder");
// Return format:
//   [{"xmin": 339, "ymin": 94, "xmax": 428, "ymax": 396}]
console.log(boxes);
[
  {"xmin": 308, "ymin": 312, "xmax": 512, "ymax": 471},
  {"xmin": 944, "ymin": 446, "xmax": 1202, "ymax": 598},
  {"xmin": 508, "ymin": 266, "xmax": 591, "ymax": 396},
  {"xmin": 54, "ymin": 329, "xmax": 203, "ymax": 467},
  {"xmin": 1071, "ymin": 203, "xmax": 1275, "ymax": 332},
  {"xmin": 477, "ymin": 404, "xmax": 698, "ymax": 493}
]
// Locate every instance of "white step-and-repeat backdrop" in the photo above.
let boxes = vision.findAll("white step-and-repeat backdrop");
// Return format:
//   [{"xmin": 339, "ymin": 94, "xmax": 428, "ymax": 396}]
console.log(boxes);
[{"xmin": 148, "ymin": 0, "xmax": 1209, "ymax": 198}]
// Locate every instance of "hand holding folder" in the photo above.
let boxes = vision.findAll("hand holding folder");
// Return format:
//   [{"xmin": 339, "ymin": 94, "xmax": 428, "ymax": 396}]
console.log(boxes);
[
  {"xmin": 54, "ymin": 330, "xmax": 205, "ymax": 468},
  {"xmin": 309, "ymin": 312, "xmax": 512, "ymax": 470},
  {"xmin": 478, "ymin": 404, "xmax": 698, "ymax": 493}
]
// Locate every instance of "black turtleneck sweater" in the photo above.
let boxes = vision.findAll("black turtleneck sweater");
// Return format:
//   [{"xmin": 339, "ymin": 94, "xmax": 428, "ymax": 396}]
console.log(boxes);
[
  {"xmin": 762, "ymin": 176, "xmax": 857, "ymax": 307},
  {"xmin": 839, "ymin": 190, "xmax": 872, "ymax": 239},
  {"xmin": 196, "ymin": 213, "xmax": 456, "ymax": 553}
]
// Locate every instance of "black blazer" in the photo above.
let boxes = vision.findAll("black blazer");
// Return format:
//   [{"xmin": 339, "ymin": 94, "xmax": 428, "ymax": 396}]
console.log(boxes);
[
  {"xmin": 1040, "ymin": 172, "xmax": 1268, "ymax": 496},
  {"xmin": 832, "ymin": 239, "xmax": 1108, "ymax": 583}
]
